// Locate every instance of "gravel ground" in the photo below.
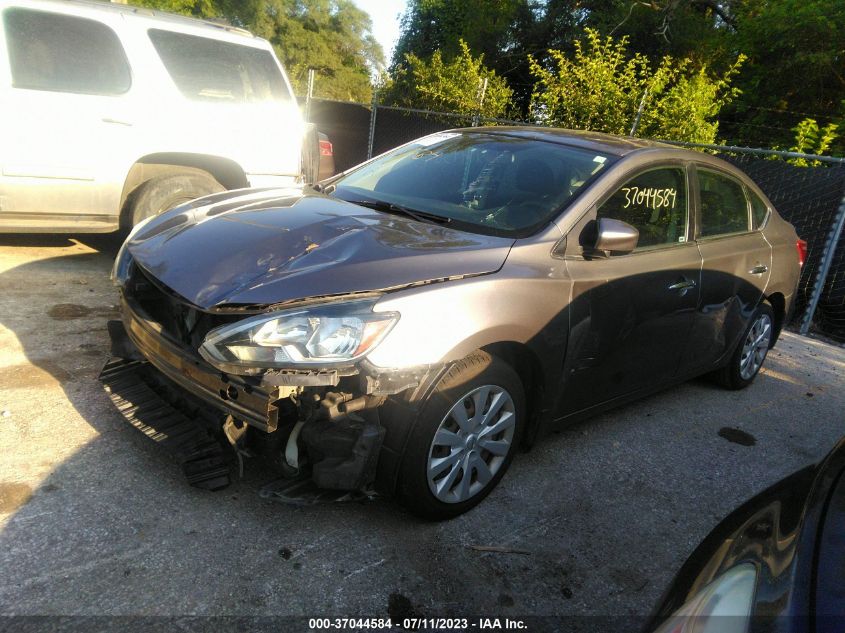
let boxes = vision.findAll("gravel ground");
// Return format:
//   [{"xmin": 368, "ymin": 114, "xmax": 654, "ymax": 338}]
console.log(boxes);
[{"xmin": 0, "ymin": 234, "xmax": 843, "ymax": 629}]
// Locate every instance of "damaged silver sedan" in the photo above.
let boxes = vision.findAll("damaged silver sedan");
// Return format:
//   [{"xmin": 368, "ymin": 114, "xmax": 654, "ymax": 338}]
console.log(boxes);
[{"xmin": 103, "ymin": 128, "xmax": 802, "ymax": 518}]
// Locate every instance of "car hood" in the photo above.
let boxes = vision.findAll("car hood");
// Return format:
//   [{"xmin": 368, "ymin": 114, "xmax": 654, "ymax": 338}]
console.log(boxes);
[{"xmin": 127, "ymin": 188, "xmax": 514, "ymax": 310}]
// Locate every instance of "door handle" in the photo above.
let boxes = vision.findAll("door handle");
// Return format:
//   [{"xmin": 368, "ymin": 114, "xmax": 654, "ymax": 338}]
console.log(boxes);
[
  {"xmin": 101, "ymin": 117, "xmax": 133, "ymax": 126},
  {"xmin": 668, "ymin": 279, "xmax": 697, "ymax": 291},
  {"xmin": 748, "ymin": 264, "xmax": 769, "ymax": 275}
]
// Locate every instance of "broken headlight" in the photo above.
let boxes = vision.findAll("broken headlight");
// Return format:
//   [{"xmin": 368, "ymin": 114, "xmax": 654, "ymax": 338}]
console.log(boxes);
[{"xmin": 199, "ymin": 299, "xmax": 399, "ymax": 373}]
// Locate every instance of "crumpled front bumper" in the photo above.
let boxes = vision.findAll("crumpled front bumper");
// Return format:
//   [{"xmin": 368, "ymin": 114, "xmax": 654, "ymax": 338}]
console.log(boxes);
[
  {"xmin": 114, "ymin": 293, "xmax": 289, "ymax": 432},
  {"xmin": 100, "ymin": 293, "xmax": 438, "ymax": 495}
]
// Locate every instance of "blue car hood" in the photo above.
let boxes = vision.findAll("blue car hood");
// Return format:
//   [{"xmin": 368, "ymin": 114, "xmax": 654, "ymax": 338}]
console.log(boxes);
[{"xmin": 127, "ymin": 189, "xmax": 514, "ymax": 310}]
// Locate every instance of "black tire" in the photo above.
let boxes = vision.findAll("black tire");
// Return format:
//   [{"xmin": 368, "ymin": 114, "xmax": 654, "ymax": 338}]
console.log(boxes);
[
  {"xmin": 397, "ymin": 351, "xmax": 525, "ymax": 520},
  {"xmin": 712, "ymin": 302, "xmax": 775, "ymax": 390},
  {"xmin": 126, "ymin": 170, "xmax": 224, "ymax": 228}
]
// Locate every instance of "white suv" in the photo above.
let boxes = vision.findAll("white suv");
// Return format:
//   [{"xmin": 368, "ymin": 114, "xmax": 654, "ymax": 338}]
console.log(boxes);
[{"xmin": 0, "ymin": 0, "xmax": 313, "ymax": 232}]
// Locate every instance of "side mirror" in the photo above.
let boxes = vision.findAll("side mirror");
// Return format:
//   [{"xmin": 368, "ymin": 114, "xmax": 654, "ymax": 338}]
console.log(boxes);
[{"xmin": 593, "ymin": 218, "xmax": 639, "ymax": 254}]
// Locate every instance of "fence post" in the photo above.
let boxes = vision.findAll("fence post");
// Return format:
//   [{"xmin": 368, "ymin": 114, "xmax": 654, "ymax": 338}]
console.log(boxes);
[
  {"xmin": 472, "ymin": 77, "xmax": 488, "ymax": 127},
  {"xmin": 799, "ymin": 188, "xmax": 845, "ymax": 335},
  {"xmin": 304, "ymin": 68, "xmax": 315, "ymax": 122},
  {"xmin": 367, "ymin": 89, "xmax": 378, "ymax": 160},
  {"xmin": 630, "ymin": 88, "xmax": 648, "ymax": 136}
]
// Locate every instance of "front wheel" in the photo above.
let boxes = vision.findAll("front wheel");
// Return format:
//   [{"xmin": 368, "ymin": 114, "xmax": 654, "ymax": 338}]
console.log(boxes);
[
  {"xmin": 125, "ymin": 169, "xmax": 224, "ymax": 229},
  {"xmin": 398, "ymin": 351, "xmax": 524, "ymax": 520},
  {"xmin": 713, "ymin": 303, "xmax": 774, "ymax": 390}
]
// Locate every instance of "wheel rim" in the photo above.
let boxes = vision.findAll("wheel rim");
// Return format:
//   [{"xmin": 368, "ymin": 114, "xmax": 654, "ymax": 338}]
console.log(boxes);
[
  {"xmin": 426, "ymin": 384, "xmax": 516, "ymax": 504},
  {"xmin": 739, "ymin": 313, "xmax": 772, "ymax": 380}
]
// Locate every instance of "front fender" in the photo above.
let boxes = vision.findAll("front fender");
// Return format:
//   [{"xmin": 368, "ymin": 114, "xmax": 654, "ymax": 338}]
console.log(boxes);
[{"xmin": 369, "ymin": 275, "xmax": 569, "ymax": 369}]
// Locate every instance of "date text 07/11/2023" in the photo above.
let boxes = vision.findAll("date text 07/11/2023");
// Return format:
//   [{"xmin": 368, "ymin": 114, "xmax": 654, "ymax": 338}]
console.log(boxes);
[{"xmin": 308, "ymin": 617, "xmax": 528, "ymax": 630}]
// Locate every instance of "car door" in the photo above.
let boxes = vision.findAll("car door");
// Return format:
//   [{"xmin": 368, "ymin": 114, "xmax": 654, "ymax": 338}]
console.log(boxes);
[
  {"xmin": 558, "ymin": 164, "xmax": 702, "ymax": 416},
  {"xmin": 682, "ymin": 166, "xmax": 772, "ymax": 373},
  {"xmin": 0, "ymin": 6, "xmax": 135, "ymax": 226}
]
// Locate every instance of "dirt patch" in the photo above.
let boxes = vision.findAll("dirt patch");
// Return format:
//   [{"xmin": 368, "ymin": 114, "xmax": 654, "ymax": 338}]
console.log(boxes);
[
  {"xmin": 0, "ymin": 482, "xmax": 33, "ymax": 513},
  {"xmin": 387, "ymin": 593, "xmax": 420, "ymax": 620},
  {"xmin": 47, "ymin": 303, "xmax": 119, "ymax": 322},
  {"xmin": 48, "ymin": 304, "xmax": 92, "ymax": 320},
  {"xmin": 718, "ymin": 427, "xmax": 757, "ymax": 446},
  {"xmin": 497, "ymin": 593, "xmax": 515, "ymax": 606}
]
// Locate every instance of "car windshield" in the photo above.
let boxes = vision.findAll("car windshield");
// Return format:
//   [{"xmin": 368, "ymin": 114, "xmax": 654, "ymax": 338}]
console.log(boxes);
[{"xmin": 331, "ymin": 132, "xmax": 614, "ymax": 237}]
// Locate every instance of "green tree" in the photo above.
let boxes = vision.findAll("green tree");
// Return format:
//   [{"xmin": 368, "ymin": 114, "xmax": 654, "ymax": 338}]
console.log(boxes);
[
  {"xmin": 586, "ymin": 0, "xmax": 845, "ymax": 152},
  {"xmin": 250, "ymin": 0, "xmax": 383, "ymax": 101},
  {"xmin": 529, "ymin": 29, "xmax": 743, "ymax": 143},
  {"xmin": 133, "ymin": 0, "xmax": 217, "ymax": 17},
  {"xmin": 729, "ymin": 0, "xmax": 845, "ymax": 151},
  {"xmin": 391, "ymin": 0, "xmax": 523, "ymax": 70},
  {"xmin": 789, "ymin": 118, "xmax": 840, "ymax": 166},
  {"xmin": 134, "ymin": 0, "xmax": 383, "ymax": 102},
  {"xmin": 584, "ymin": 0, "xmax": 736, "ymax": 63},
  {"xmin": 383, "ymin": 40, "xmax": 513, "ymax": 118},
  {"xmin": 391, "ymin": 0, "xmax": 589, "ymax": 113}
]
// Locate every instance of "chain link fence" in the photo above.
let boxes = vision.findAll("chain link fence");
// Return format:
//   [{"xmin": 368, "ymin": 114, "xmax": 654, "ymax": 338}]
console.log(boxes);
[
  {"xmin": 301, "ymin": 97, "xmax": 526, "ymax": 172},
  {"xmin": 726, "ymin": 157, "xmax": 845, "ymax": 340},
  {"xmin": 303, "ymin": 97, "xmax": 845, "ymax": 343},
  {"xmin": 368, "ymin": 104, "xmax": 477, "ymax": 159}
]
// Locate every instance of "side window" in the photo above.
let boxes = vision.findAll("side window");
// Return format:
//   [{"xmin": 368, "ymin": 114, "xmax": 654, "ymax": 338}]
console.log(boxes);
[
  {"xmin": 148, "ymin": 29, "xmax": 290, "ymax": 103},
  {"xmin": 748, "ymin": 189, "xmax": 770, "ymax": 229},
  {"xmin": 3, "ymin": 8, "xmax": 131, "ymax": 95},
  {"xmin": 698, "ymin": 170, "xmax": 750, "ymax": 237},
  {"xmin": 596, "ymin": 167, "xmax": 688, "ymax": 249}
]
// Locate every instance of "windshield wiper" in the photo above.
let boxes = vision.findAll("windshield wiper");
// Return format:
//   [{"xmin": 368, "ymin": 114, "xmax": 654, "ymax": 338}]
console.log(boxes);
[{"xmin": 347, "ymin": 198, "xmax": 452, "ymax": 225}]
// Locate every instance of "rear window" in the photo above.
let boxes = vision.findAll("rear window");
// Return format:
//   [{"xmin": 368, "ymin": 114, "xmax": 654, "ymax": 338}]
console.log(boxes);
[
  {"xmin": 148, "ymin": 29, "xmax": 289, "ymax": 103},
  {"xmin": 698, "ymin": 169, "xmax": 751, "ymax": 237},
  {"xmin": 3, "ymin": 8, "xmax": 131, "ymax": 95}
]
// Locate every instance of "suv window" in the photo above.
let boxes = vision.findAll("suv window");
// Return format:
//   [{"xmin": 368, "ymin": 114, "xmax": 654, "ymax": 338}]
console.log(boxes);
[
  {"xmin": 596, "ymin": 167, "xmax": 688, "ymax": 249},
  {"xmin": 3, "ymin": 8, "xmax": 131, "ymax": 95},
  {"xmin": 748, "ymin": 189, "xmax": 769, "ymax": 228},
  {"xmin": 149, "ymin": 29, "xmax": 289, "ymax": 103},
  {"xmin": 698, "ymin": 169, "xmax": 750, "ymax": 237}
]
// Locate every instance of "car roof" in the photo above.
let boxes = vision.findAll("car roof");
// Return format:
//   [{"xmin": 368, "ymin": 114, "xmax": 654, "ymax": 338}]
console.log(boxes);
[
  {"xmin": 452, "ymin": 126, "xmax": 756, "ymax": 178},
  {"xmin": 4, "ymin": 0, "xmax": 256, "ymax": 39},
  {"xmin": 455, "ymin": 126, "xmax": 692, "ymax": 158}
]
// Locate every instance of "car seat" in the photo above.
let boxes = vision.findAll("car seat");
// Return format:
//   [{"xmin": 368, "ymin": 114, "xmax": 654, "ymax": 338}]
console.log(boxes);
[{"xmin": 494, "ymin": 158, "xmax": 559, "ymax": 228}]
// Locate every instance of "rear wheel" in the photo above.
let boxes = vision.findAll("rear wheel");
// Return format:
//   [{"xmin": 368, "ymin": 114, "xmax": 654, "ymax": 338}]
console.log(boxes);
[
  {"xmin": 713, "ymin": 303, "xmax": 774, "ymax": 390},
  {"xmin": 125, "ymin": 169, "xmax": 224, "ymax": 228},
  {"xmin": 398, "ymin": 351, "xmax": 524, "ymax": 520}
]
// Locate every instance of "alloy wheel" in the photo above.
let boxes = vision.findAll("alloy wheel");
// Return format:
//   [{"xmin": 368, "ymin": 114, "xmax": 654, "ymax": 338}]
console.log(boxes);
[
  {"xmin": 740, "ymin": 313, "xmax": 772, "ymax": 380},
  {"xmin": 426, "ymin": 384, "xmax": 516, "ymax": 504}
]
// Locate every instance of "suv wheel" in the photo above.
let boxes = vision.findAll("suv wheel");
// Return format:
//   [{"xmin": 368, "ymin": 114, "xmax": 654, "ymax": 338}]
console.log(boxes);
[
  {"xmin": 398, "ymin": 351, "xmax": 524, "ymax": 520},
  {"xmin": 126, "ymin": 169, "xmax": 224, "ymax": 228},
  {"xmin": 714, "ymin": 302, "xmax": 774, "ymax": 390}
]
